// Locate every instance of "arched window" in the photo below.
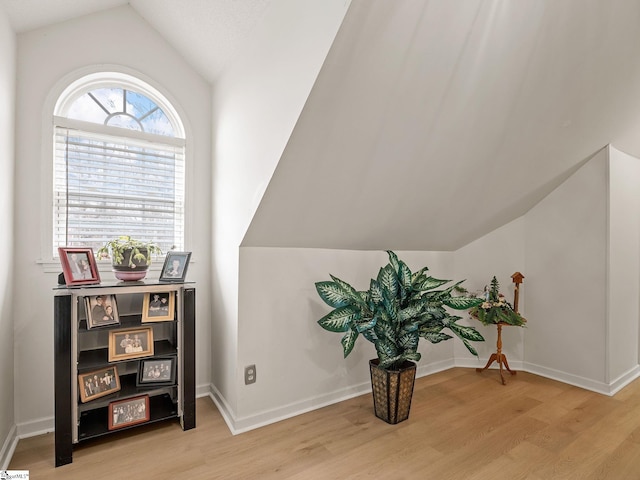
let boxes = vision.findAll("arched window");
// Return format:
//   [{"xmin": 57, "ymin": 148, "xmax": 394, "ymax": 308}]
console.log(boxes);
[{"xmin": 53, "ymin": 73, "xmax": 185, "ymax": 257}]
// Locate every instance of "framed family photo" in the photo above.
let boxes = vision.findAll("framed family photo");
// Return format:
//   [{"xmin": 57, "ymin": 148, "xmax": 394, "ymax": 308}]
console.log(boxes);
[
  {"xmin": 78, "ymin": 366, "xmax": 121, "ymax": 403},
  {"xmin": 137, "ymin": 357, "xmax": 176, "ymax": 387},
  {"xmin": 58, "ymin": 247, "xmax": 101, "ymax": 286},
  {"xmin": 108, "ymin": 327, "xmax": 154, "ymax": 362},
  {"xmin": 108, "ymin": 395, "xmax": 150, "ymax": 430},
  {"xmin": 84, "ymin": 294, "xmax": 120, "ymax": 329},
  {"xmin": 142, "ymin": 292, "xmax": 175, "ymax": 322},
  {"xmin": 159, "ymin": 251, "xmax": 191, "ymax": 282}
]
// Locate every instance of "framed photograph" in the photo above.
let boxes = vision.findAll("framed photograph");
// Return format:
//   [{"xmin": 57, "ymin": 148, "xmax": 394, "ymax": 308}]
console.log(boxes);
[
  {"xmin": 137, "ymin": 357, "xmax": 176, "ymax": 387},
  {"xmin": 108, "ymin": 326, "xmax": 154, "ymax": 362},
  {"xmin": 159, "ymin": 251, "xmax": 191, "ymax": 282},
  {"xmin": 78, "ymin": 366, "xmax": 121, "ymax": 403},
  {"xmin": 84, "ymin": 294, "xmax": 120, "ymax": 329},
  {"xmin": 108, "ymin": 395, "xmax": 150, "ymax": 430},
  {"xmin": 58, "ymin": 247, "xmax": 101, "ymax": 286},
  {"xmin": 141, "ymin": 292, "xmax": 175, "ymax": 322}
]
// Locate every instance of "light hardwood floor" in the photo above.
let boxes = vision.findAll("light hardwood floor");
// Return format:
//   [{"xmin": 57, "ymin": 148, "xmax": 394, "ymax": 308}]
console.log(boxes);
[{"xmin": 9, "ymin": 367, "xmax": 640, "ymax": 479}]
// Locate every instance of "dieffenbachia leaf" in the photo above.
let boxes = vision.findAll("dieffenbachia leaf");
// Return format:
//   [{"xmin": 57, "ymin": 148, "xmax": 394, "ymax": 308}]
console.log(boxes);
[
  {"xmin": 315, "ymin": 280, "xmax": 354, "ymax": 308},
  {"xmin": 448, "ymin": 322, "xmax": 485, "ymax": 342},
  {"xmin": 421, "ymin": 332, "xmax": 452, "ymax": 344},
  {"xmin": 413, "ymin": 276, "xmax": 450, "ymax": 291},
  {"xmin": 341, "ymin": 329, "xmax": 359, "ymax": 357},
  {"xmin": 317, "ymin": 306, "xmax": 360, "ymax": 332},
  {"xmin": 443, "ymin": 296, "xmax": 484, "ymax": 310},
  {"xmin": 378, "ymin": 264, "xmax": 399, "ymax": 301}
]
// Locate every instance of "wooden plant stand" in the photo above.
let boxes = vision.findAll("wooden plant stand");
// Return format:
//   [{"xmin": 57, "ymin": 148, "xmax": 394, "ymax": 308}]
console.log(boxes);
[
  {"xmin": 476, "ymin": 272, "xmax": 524, "ymax": 385},
  {"xmin": 476, "ymin": 322, "xmax": 515, "ymax": 385}
]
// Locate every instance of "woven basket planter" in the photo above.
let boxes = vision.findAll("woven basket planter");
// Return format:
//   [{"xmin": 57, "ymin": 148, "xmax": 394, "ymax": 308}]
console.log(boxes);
[{"xmin": 369, "ymin": 358, "xmax": 417, "ymax": 424}]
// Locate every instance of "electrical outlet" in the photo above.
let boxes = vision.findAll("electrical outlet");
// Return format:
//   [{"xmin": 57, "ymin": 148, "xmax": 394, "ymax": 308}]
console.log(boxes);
[{"xmin": 244, "ymin": 364, "xmax": 256, "ymax": 385}]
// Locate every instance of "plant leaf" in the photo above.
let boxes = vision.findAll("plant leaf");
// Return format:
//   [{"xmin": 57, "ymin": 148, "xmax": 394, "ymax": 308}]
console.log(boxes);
[
  {"xmin": 443, "ymin": 296, "xmax": 484, "ymax": 310},
  {"xmin": 404, "ymin": 352, "xmax": 422, "ymax": 362},
  {"xmin": 398, "ymin": 302, "xmax": 424, "ymax": 322},
  {"xmin": 448, "ymin": 322, "xmax": 485, "ymax": 342},
  {"xmin": 375, "ymin": 338, "xmax": 399, "ymax": 365},
  {"xmin": 341, "ymin": 329, "xmax": 359, "ymax": 357},
  {"xmin": 413, "ymin": 276, "xmax": 450, "ymax": 291},
  {"xmin": 378, "ymin": 265, "xmax": 399, "ymax": 301},
  {"xmin": 460, "ymin": 338, "xmax": 479, "ymax": 356},
  {"xmin": 398, "ymin": 332, "xmax": 419, "ymax": 353},
  {"xmin": 397, "ymin": 261, "xmax": 412, "ymax": 291},
  {"xmin": 387, "ymin": 250, "xmax": 400, "ymax": 272},
  {"xmin": 354, "ymin": 315, "xmax": 377, "ymax": 333},
  {"xmin": 421, "ymin": 332, "xmax": 452, "ymax": 344},
  {"xmin": 317, "ymin": 306, "xmax": 360, "ymax": 332},
  {"xmin": 369, "ymin": 278, "xmax": 384, "ymax": 307},
  {"xmin": 315, "ymin": 280, "xmax": 354, "ymax": 308}
]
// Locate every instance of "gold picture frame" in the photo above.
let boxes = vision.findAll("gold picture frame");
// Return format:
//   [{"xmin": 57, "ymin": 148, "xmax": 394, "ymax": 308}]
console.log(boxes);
[
  {"xmin": 108, "ymin": 326, "xmax": 154, "ymax": 362},
  {"xmin": 141, "ymin": 292, "xmax": 175, "ymax": 322},
  {"xmin": 78, "ymin": 366, "xmax": 121, "ymax": 403}
]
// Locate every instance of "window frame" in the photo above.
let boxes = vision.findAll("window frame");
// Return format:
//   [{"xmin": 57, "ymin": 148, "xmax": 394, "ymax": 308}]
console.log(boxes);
[{"xmin": 39, "ymin": 68, "xmax": 192, "ymax": 270}]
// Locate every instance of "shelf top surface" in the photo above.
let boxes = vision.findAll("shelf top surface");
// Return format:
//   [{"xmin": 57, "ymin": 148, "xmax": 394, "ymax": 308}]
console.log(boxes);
[{"xmin": 54, "ymin": 280, "xmax": 195, "ymax": 292}]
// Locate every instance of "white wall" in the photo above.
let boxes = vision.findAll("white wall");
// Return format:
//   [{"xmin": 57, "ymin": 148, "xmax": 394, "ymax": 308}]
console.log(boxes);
[
  {"xmin": 0, "ymin": 5, "xmax": 16, "ymax": 469},
  {"xmin": 234, "ymin": 248, "xmax": 455, "ymax": 431},
  {"xmin": 210, "ymin": 0, "xmax": 350, "ymax": 423},
  {"xmin": 14, "ymin": 5, "xmax": 212, "ymax": 435},
  {"xmin": 607, "ymin": 146, "xmax": 640, "ymax": 386},
  {"xmin": 524, "ymin": 148, "xmax": 609, "ymax": 388}
]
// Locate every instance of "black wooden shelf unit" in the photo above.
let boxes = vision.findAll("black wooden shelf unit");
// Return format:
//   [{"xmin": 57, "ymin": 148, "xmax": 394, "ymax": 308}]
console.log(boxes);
[{"xmin": 54, "ymin": 281, "xmax": 196, "ymax": 467}]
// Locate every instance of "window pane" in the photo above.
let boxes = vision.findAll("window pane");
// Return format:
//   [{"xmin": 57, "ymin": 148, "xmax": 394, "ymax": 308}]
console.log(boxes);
[
  {"xmin": 90, "ymin": 87, "xmax": 123, "ymax": 114},
  {"xmin": 141, "ymin": 109, "xmax": 174, "ymax": 137},
  {"xmin": 54, "ymin": 127, "xmax": 184, "ymax": 256},
  {"xmin": 67, "ymin": 94, "xmax": 109, "ymax": 124},
  {"xmin": 66, "ymin": 88, "xmax": 176, "ymax": 136}
]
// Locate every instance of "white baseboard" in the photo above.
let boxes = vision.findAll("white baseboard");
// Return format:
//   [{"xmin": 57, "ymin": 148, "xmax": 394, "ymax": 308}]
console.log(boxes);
[
  {"xmin": 522, "ymin": 362, "xmax": 640, "ymax": 396},
  {"xmin": 209, "ymin": 380, "xmax": 372, "ymax": 435},
  {"xmin": 16, "ymin": 416, "xmax": 54, "ymax": 440},
  {"xmin": 608, "ymin": 365, "xmax": 640, "ymax": 395},
  {"xmin": 0, "ymin": 425, "xmax": 18, "ymax": 470}
]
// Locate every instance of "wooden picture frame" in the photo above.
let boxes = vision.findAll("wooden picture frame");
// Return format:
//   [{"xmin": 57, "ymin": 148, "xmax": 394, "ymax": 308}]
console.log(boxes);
[
  {"xmin": 58, "ymin": 247, "xmax": 101, "ymax": 286},
  {"xmin": 137, "ymin": 357, "xmax": 176, "ymax": 387},
  {"xmin": 84, "ymin": 294, "xmax": 120, "ymax": 329},
  {"xmin": 108, "ymin": 326, "xmax": 154, "ymax": 362},
  {"xmin": 108, "ymin": 395, "xmax": 150, "ymax": 430},
  {"xmin": 141, "ymin": 292, "xmax": 175, "ymax": 322},
  {"xmin": 78, "ymin": 366, "xmax": 121, "ymax": 403},
  {"xmin": 159, "ymin": 251, "xmax": 191, "ymax": 282}
]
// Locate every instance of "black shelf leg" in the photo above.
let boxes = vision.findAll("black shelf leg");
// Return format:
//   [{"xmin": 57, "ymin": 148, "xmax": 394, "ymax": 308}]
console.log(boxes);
[{"xmin": 54, "ymin": 294, "xmax": 73, "ymax": 466}]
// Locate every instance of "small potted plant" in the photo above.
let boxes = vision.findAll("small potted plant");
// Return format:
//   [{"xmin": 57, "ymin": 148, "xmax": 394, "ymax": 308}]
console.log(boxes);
[
  {"xmin": 97, "ymin": 236, "xmax": 162, "ymax": 281},
  {"xmin": 315, "ymin": 251, "xmax": 485, "ymax": 424},
  {"xmin": 469, "ymin": 276, "xmax": 526, "ymax": 327}
]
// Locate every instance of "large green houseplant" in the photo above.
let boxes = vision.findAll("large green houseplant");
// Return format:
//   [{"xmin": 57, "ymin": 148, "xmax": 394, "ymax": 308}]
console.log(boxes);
[
  {"xmin": 315, "ymin": 251, "xmax": 485, "ymax": 423},
  {"xmin": 97, "ymin": 235, "xmax": 162, "ymax": 281}
]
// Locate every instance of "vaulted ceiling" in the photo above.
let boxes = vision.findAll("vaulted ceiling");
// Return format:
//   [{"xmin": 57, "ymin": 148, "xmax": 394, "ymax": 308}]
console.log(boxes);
[
  {"xmin": 0, "ymin": 0, "xmax": 272, "ymax": 81},
  {"xmin": 243, "ymin": 0, "xmax": 640, "ymax": 250},
  {"xmin": 4, "ymin": 0, "xmax": 640, "ymax": 251}
]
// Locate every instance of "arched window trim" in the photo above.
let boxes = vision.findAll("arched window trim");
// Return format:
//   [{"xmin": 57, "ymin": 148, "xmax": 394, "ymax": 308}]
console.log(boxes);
[
  {"xmin": 54, "ymin": 72, "xmax": 186, "ymax": 139},
  {"xmin": 43, "ymin": 69, "xmax": 188, "ymax": 264}
]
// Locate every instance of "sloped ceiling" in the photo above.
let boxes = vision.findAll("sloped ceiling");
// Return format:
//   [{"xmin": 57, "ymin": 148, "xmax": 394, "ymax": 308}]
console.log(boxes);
[
  {"xmin": 0, "ymin": 0, "xmax": 271, "ymax": 81},
  {"xmin": 242, "ymin": 0, "xmax": 640, "ymax": 250},
  {"xmin": 4, "ymin": 1, "xmax": 640, "ymax": 251}
]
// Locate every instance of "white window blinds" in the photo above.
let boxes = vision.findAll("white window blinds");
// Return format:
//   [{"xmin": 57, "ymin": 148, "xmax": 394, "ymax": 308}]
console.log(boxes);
[{"xmin": 53, "ymin": 125, "xmax": 185, "ymax": 256}]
